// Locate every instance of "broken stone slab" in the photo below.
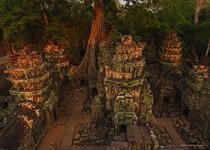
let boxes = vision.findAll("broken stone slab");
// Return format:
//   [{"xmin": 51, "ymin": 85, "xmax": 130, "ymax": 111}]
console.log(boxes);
[{"xmin": 74, "ymin": 134, "xmax": 80, "ymax": 140}]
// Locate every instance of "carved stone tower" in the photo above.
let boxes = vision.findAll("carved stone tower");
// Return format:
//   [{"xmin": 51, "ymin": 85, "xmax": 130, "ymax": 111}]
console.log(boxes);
[{"xmin": 99, "ymin": 36, "xmax": 153, "ymax": 133}]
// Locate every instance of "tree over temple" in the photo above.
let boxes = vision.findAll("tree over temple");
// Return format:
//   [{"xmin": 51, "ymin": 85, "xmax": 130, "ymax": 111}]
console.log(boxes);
[{"xmin": 0, "ymin": 0, "xmax": 209, "ymax": 150}]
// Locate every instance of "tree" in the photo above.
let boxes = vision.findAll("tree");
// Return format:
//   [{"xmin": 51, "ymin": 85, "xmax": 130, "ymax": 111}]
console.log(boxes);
[
  {"xmin": 77, "ymin": 0, "xmax": 104, "ymax": 84},
  {"xmin": 194, "ymin": 0, "xmax": 205, "ymax": 24},
  {"xmin": 205, "ymin": 39, "xmax": 210, "ymax": 56},
  {"xmin": 0, "ymin": 0, "xmax": 93, "ymax": 60}
]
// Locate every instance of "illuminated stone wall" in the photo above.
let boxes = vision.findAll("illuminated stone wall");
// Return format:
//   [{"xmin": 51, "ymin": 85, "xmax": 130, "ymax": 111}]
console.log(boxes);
[
  {"xmin": 1, "ymin": 48, "xmax": 59, "ymax": 149},
  {"xmin": 44, "ymin": 42, "xmax": 69, "ymax": 78}
]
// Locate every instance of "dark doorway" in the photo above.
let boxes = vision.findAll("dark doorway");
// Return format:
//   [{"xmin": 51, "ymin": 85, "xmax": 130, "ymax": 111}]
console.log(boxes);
[
  {"xmin": 162, "ymin": 96, "xmax": 170, "ymax": 116},
  {"xmin": 119, "ymin": 125, "xmax": 127, "ymax": 133},
  {"xmin": 53, "ymin": 108, "xmax": 58, "ymax": 121},
  {"xmin": 80, "ymin": 79, "xmax": 86, "ymax": 86},
  {"xmin": 163, "ymin": 96, "xmax": 170, "ymax": 104},
  {"xmin": 182, "ymin": 106, "xmax": 189, "ymax": 117},
  {"xmin": 92, "ymin": 88, "xmax": 98, "ymax": 96},
  {"xmin": 3, "ymin": 101, "xmax": 8, "ymax": 109}
]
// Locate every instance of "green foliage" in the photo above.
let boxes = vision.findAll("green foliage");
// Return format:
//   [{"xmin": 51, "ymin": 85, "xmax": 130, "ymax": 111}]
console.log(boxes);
[
  {"xmin": 112, "ymin": 0, "xmax": 210, "ymax": 57},
  {"xmin": 0, "ymin": 0, "xmax": 43, "ymax": 48},
  {"xmin": 0, "ymin": 0, "xmax": 92, "ymax": 54},
  {"xmin": 0, "ymin": 0, "xmax": 210, "ymax": 58}
]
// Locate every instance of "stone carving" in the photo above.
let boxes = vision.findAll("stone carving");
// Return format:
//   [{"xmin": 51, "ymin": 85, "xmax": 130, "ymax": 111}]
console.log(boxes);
[{"xmin": 98, "ymin": 36, "xmax": 153, "ymax": 130}]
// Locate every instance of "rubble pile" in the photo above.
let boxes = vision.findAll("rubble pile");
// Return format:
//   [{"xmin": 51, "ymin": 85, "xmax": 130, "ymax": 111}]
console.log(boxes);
[
  {"xmin": 172, "ymin": 117, "xmax": 210, "ymax": 149},
  {"xmin": 151, "ymin": 126, "xmax": 173, "ymax": 146},
  {"xmin": 73, "ymin": 122, "xmax": 110, "ymax": 145}
]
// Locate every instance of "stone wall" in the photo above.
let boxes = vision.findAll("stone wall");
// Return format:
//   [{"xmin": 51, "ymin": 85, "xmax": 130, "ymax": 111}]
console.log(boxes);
[
  {"xmin": 0, "ymin": 46, "xmax": 63, "ymax": 149},
  {"xmin": 97, "ymin": 36, "xmax": 153, "ymax": 131},
  {"xmin": 182, "ymin": 65, "xmax": 210, "ymax": 138}
]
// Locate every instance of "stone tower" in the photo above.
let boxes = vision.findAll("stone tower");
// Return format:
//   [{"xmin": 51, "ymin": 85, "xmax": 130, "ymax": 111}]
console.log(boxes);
[
  {"xmin": 4, "ymin": 48, "xmax": 58, "ymax": 147},
  {"xmin": 182, "ymin": 65, "xmax": 210, "ymax": 137},
  {"xmin": 160, "ymin": 32, "xmax": 182, "ymax": 68},
  {"xmin": 44, "ymin": 43, "xmax": 69, "ymax": 78},
  {"xmin": 99, "ymin": 36, "xmax": 153, "ymax": 132}
]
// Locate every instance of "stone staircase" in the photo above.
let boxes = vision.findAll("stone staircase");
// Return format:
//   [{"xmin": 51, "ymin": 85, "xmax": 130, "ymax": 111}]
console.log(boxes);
[{"xmin": 106, "ymin": 141, "xmax": 129, "ymax": 150}]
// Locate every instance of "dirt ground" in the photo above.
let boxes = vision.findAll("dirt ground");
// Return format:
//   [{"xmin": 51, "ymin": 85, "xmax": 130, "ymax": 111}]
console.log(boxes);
[
  {"xmin": 39, "ymin": 124, "xmax": 66, "ymax": 150},
  {"xmin": 38, "ymin": 87, "xmax": 87, "ymax": 150}
]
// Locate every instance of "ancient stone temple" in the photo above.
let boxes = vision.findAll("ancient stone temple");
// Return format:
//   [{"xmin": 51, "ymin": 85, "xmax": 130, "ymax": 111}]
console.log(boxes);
[
  {"xmin": 2, "ymin": 48, "xmax": 58, "ymax": 149},
  {"xmin": 160, "ymin": 32, "xmax": 182, "ymax": 68},
  {"xmin": 182, "ymin": 65, "xmax": 210, "ymax": 138},
  {"xmin": 99, "ymin": 36, "xmax": 153, "ymax": 131},
  {"xmin": 44, "ymin": 42, "xmax": 69, "ymax": 78}
]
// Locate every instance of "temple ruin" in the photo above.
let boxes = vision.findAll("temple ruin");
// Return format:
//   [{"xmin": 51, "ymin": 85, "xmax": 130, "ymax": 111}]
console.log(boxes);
[
  {"xmin": 44, "ymin": 42, "xmax": 69, "ymax": 78},
  {"xmin": 72, "ymin": 36, "xmax": 157, "ymax": 149},
  {"xmin": 0, "ymin": 45, "xmax": 65, "ymax": 149},
  {"xmin": 182, "ymin": 65, "xmax": 210, "ymax": 136},
  {"xmin": 101, "ymin": 36, "xmax": 153, "ymax": 127},
  {"xmin": 160, "ymin": 32, "xmax": 182, "ymax": 69},
  {"xmin": 0, "ymin": 34, "xmax": 209, "ymax": 150}
]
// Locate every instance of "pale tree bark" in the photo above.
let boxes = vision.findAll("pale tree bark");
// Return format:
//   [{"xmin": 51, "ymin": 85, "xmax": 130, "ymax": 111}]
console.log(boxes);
[
  {"xmin": 77, "ymin": 0, "xmax": 104, "ymax": 81},
  {"xmin": 205, "ymin": 39, "xmax": 210, "ymax": 56},
  {"xmin": 43, "ymin": 12, "xmax": 49, "ymax": 26},
  {"xmin": 194, "ymin": 0, "xmax": 205, "ymax": 24},
  {"xmin": 7, "ymin": 40, "xmax": 15, "ymax": 55},
  {"xmin": 191, "ymin": 0, "xmax": 206, "ymax": 62}
]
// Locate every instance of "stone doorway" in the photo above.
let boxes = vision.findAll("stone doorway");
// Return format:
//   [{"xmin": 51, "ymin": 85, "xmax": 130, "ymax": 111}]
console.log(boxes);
[
  {"xmin": 163, "ymin": 96, "xmax": 170, "ymax": 104},
  {"xmin": 182, "ymin": 106, "xmax": 189, "ymax": 117},
  {"xmin": 80, "ymin": 79, "xmax": 86, "ymax": 86},
  {"xmin": 119, "ymin": 125, "xmax": 127, "ymax": 133},
  {"xmin": 53, "ymin": 108, "xmax": 58, "ymax": 121},
  {"xmin": 161, "ymin": 96, "xmax": 170, "ymax": 116}
]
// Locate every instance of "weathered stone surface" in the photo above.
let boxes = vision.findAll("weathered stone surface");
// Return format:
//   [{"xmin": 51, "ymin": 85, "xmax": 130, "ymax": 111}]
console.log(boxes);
[
  {"xmin": 73, "ymin": 122, "xmax": 109, "ymax": 146},
  {"xmin": 160, "ymin": 32, "xmax": 182, "ymax": 68},
  {"xmin": 172, "ymin": 117, "xmax": 210, "ymax": 149},
  {"xmin": 0, "ymin": 47, "xmax": 60, "ymax": 149},
  {"xmin": 44, "ymin": 42, "xmax": 69, "ymax": 77},
  {"xmin": 182, "ymin": 65, "xmax": 210, "ymax": 138},
  {"xmin": 99, "ymin": 36, "xmax": 153, "ymax": 129}
]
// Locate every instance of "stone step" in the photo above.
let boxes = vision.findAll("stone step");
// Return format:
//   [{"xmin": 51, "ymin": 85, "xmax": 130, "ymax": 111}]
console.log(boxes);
[{"xmin": 108, "ymin": 141, "xmax": 128, "ymax": 150}]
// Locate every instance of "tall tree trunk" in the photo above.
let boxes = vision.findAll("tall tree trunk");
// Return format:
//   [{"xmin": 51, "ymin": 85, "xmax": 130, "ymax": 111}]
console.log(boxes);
[
  {"xmin": 191, "ymin": 0, "xmax": 205, "ymax": 62},
  {"xmin": 43, "ymin": 12, "xmax": 49, "ymax": 26},
  {"xmin": 205, "ymin": 39, "xmax": 210, "ymax": 56},
  {"xmin": 7, "ymin": 40, "xmax": 14, "ymax": 55},
  {"xmin": 194, "ymin": 0, "xmax": 205, "ymax": 24},
  {"xmin": 77, "ymin": 0, "xmax": 104, "ymax": 80}
]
